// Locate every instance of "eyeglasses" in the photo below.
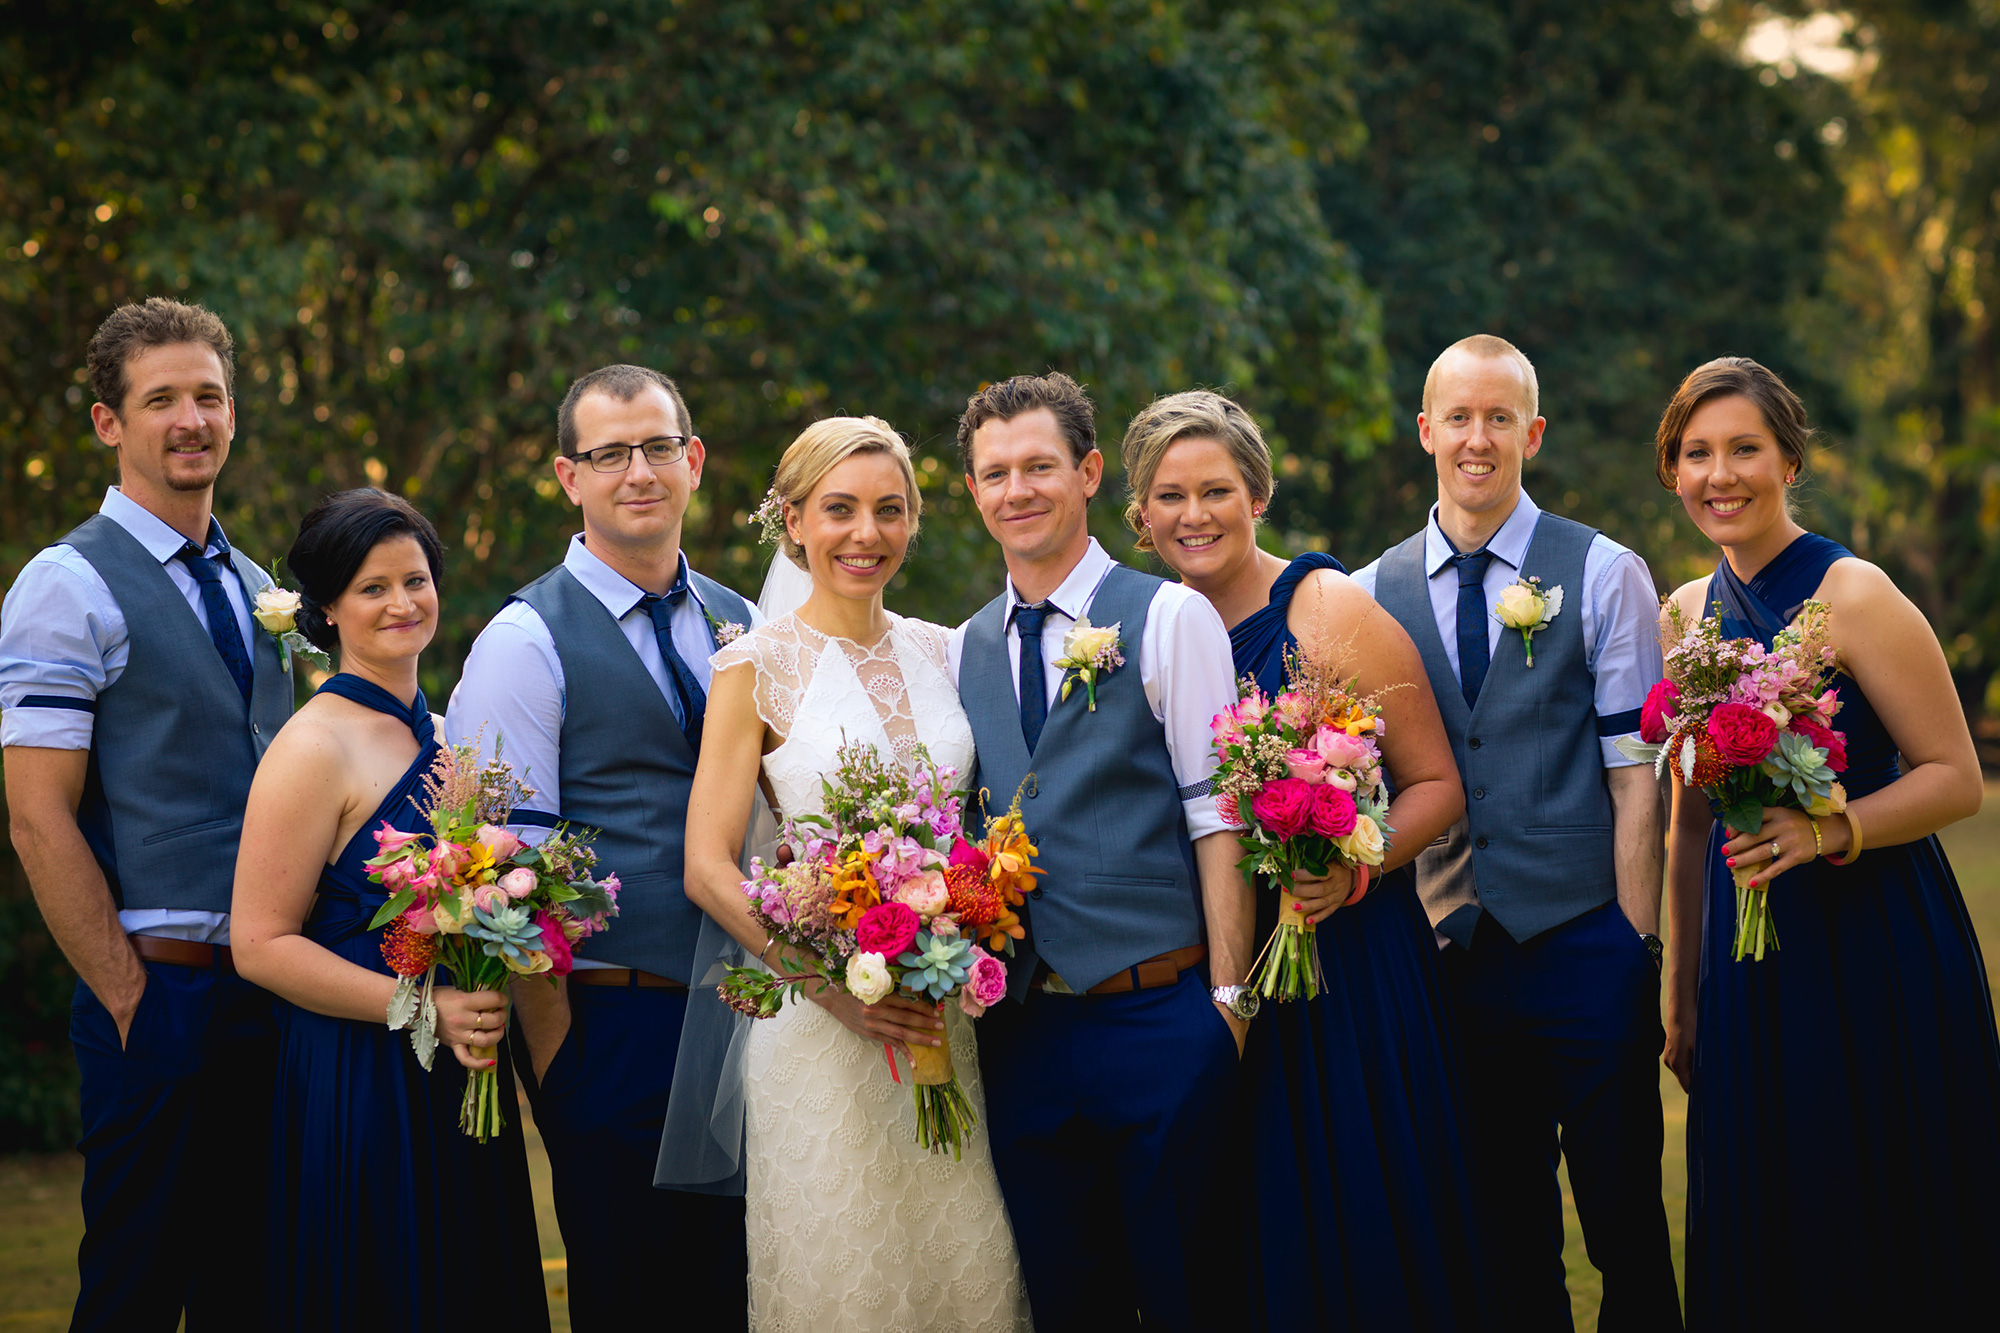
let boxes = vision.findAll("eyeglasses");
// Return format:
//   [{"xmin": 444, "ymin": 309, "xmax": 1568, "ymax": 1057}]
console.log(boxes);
[{"xmin": 573, "ymin": 436, "xmax": 690, "ymax": 473}]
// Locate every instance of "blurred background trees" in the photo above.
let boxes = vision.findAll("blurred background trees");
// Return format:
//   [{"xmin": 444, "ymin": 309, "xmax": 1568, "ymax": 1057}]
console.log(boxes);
[{"xmin": 1, "ymin": 0, "xmax": 1989, "ymax": 1147}]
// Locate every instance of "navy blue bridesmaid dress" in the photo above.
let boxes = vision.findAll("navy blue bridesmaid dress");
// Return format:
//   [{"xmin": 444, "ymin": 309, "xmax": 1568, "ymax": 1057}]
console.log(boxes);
[
  {"xmin": 1685, "ymin": 534, "xmax": 2000, "ymax": 1328},
  {"xmin": 268, "ymin": 675, "xmax": 548, "ymax": 1330},
  {"xmin": 1234, "ymin": 554, "xmax": 1486, "ymax": 1332}
]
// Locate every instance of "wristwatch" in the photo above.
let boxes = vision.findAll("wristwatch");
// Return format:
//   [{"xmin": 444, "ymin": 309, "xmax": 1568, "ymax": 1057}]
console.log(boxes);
[
  {"xmin": 1211, "ymin": 984, "xmax": 1261, "ymax": 1020},
  {"xmin": 1639, "ymin": 934, "xmax": 1664, "ymax": 972}
]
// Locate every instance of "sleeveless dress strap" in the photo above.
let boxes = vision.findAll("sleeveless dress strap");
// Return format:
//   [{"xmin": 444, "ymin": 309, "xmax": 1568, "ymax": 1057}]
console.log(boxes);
[
  {"xmin": 1708, "ymin": 533, "xmax": 1851, "ymax": 647},
  {"xmin": 314, "ymin": 673, "xmax": 434, "ymax": 745},
  {"xmin": 1230, "ymin": 552, "xmax": 1346, "ymax": 690}
]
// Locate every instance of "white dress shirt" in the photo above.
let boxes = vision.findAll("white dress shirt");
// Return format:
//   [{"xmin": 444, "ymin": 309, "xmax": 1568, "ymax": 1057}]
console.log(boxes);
[
  {"xmin": 0, "ymin": 486, "xmax": 259, "ymax": 943},
  {"xmin": 1349, "ymin": 491, "xmax": 1663, "ymax": 767},
  {"xmin": 444, "ymin": 535, "xmax": 762, "ymax": 970},
  {"xmin": 946, "ymin": 538, "xmax": 1233, "ymax": 841}
]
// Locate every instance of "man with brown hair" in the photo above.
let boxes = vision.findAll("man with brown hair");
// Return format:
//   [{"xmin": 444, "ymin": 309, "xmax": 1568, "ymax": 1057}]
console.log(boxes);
[{"xmin": 2, "ymin": 297, "xmax": 293, "ymax": 1329}]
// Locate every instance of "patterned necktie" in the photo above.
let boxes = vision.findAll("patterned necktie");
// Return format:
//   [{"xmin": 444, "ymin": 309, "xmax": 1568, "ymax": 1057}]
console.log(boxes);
[
  {"xmin": 176, "ymin": 543, "xmax": 252, "ymax": 704},
  {"xmin": 1011, "ymin": 601, "xmax": 1053, "ymax": 752},
  {"xmin": 1452, "ymin": 548, "xmax": 1495, "ymax": 710},
  {"xmin": 640, "ymin": 578, "xmax": 708, "ymax": 753}
]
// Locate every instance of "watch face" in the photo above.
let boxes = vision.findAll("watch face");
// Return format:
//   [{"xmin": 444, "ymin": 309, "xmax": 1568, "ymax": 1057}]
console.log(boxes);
[{"xmin": 1234, "ymin": 991, "xmax": 1261, "ymax": 1020}]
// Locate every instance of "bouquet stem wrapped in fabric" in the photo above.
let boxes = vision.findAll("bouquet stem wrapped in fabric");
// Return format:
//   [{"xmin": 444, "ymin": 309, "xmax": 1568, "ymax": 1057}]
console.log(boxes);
[
  {"xmin": 1211, "ymin": 648, "xmax": 1395, "ymax": 1002},
  {"xmin": 1617, "ymin": 600, "xmax": 1847, "ymax": 963},
  {"xmin": 719, "ymin": 742, "xmax": 1039, "ymax": 1158},
  {"xmin": 364, "ymin": 738, "xmax": 620, "ymax": 1141}
]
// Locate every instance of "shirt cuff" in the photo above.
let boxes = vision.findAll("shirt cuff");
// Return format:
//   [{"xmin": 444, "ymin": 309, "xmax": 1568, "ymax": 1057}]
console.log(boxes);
[
  {"xmin": 1600, "ymin": 735, "xmax": 1646, "ymax": 768},
  {"xmin": 1182, "ymin": 791, "xmax": 1226, "ymax": 842},
  {"xmin": 1, "ymin": 697, "xmax": 96, "ymax": 749}
]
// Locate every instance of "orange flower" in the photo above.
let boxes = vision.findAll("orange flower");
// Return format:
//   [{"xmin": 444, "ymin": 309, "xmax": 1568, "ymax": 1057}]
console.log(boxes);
[
  {"xmin": 978, "ymin": 905, "xmax": 1026, "ymax": 953},
  {"xmin": 380, "ymin": 916, "xmax": 437, "ymax": 978},
  {"xmin": 946, "ymin": 863, "xmax": 1004, "ymax": 926},
  {"xmin": 828, "ymin": 851, "xmax": 881, "ymax": 930}
]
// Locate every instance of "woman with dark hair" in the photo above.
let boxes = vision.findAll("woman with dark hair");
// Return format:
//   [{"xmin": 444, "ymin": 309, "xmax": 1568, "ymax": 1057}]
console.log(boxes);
[
  {"xmin": 231, "ymin": 488, "xmax": 548, "ymax": 1329},
  {"xmin": 1656, "ymin": 360, "xmax": 2000, "ymax": 1327},
  {"xmin": 1121, "ymin": 391, "xmax": 1484, "ymax": 1331}
]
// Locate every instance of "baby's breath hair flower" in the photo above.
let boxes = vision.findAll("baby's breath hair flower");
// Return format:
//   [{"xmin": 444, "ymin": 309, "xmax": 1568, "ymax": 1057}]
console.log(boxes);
[{"xmin": 753, "ymin": 487, "xmax": 788, "ymax": 549}]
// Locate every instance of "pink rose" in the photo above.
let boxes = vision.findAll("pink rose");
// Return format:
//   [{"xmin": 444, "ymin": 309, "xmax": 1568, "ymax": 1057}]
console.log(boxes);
[
  {"xmin": 402, "ymin": 901, "xmax": 439, "ymax": 935},
  {"xmin": 373, "ymin": 823, "xmax": 425, "ymax": 856},
  {"xmin": 1788, "ymin": 717, "xmax": 1848, "ymax": 773},
  {"xmin": 533, "ymin": 909, "xmax": 574, "ymax": 976},
  {"xmin": 470, "ymin": 882, "xmax": 509, "ymax": 914},
  {"xmin": 1708, "ymin": 703, "xmax": 1779, "ymax": 766},
  {"xmin": 1250, "ymin": 778, "xmax": 1316, "ymax": 839},
  {"xmin": 856, "ymin": 901, "xmax": 921, "ymax": 958},
  {"xmin": 1305, "ymin": 783, "xmax": 1357, "ymax": 838},
  {"xmin": 892, "ymin": 869, "xmax": 951, "ymax": 918},
  {"xmin": 1313, "ymin": 726, "xmax": 1371, "ymax": 770},
  {"xmin": 475, "ymin": 824, "xmax": 526, "ymax": 863},
  {"xmin": 967, "ymin": 945, "xmax": 1008, "ymax": 1008},
  {"xmin": 1639, "ymin": 679, "xmax": 1680, "ymax": 744},
  {"xmin": 1283, "ymin": 749, "xmax": 1328, "ymax": 784},
  {"xmin": 497, "ymin": 867, "xmax": 538, "ymax": 899}
]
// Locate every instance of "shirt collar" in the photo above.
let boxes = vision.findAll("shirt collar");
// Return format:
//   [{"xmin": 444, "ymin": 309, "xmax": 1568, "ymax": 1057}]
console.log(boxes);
[
  {"xmin": 100, "ymin": 486, "xmax": 229, "ymax": 564},
  {"xmin": 563, "ymin": 535, "xmax": 698, "ymax": 620},
  {"xmin": 1422, "ymin": 491, "xmax": 1542, "ymax": 579},
  {"xmin": 1005, "ymin": 538, "xmax": 1112, "ymax": 624}
]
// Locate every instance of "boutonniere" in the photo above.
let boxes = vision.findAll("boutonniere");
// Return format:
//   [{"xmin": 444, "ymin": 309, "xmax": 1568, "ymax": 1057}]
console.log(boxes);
[
  {"xmin": 703, "ymin": 605, "xmax": 747, "ymax": 647},
  {"xmin": 252, "ymin": 585, "xmax": 332, "ymax": 672},
  {"xmin": 1492, "ymin": 576, "xmax": 1563, "ymax": 668},
  {"xmin": 1053, "ymin": 617, "xmax": 1126, "ymax": 711}
]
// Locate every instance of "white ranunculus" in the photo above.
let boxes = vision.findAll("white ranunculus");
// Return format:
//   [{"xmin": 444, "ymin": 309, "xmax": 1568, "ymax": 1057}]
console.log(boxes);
[
  {"xmin": 252, "ymin": 586, "xmax": 303, "ymax": 635},
  {"xmin": 844, "ymin": 950, "xmax": 893, "ymax": 1005},
  {"xmin": 1761, "ymin": 700, "xmax": 1792, "ymax": 727},
  {"xmin": 1493, "ymin": 583, "xmax": 1546, "ymax": 629}
]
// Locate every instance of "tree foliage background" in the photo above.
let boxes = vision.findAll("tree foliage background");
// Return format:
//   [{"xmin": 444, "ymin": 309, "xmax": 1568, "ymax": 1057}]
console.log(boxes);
[{"xmin": 0, "ymin": 0, "xmax": 1981, "ymax": 1148}]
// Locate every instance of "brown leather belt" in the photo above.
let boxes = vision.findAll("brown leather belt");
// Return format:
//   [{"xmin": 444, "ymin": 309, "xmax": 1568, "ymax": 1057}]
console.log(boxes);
[
  {"xmin": 567, "ymin": 968, "xmax": 687, "ymax": 991},
  {"xmin": 1045, "ymin": 943, "xmax": 1207, "ymax": 996},
  {"xmin": 131, "ymin": 935, "xmax": 235, "ymax": 971}
]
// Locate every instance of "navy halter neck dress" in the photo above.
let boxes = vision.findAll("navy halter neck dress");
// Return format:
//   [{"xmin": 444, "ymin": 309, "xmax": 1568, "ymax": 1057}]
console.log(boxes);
[
  {"xmin": 1234, "ymin": 554, "xmax": 1487, "ymax": 1331},
  {"xmin": 267, "ymin": 675, "xmax": 549, "ymax": 1330},
  {"xmin": 1685, "ymin": 535, "xmax": 2000, "ymax": 1328}
]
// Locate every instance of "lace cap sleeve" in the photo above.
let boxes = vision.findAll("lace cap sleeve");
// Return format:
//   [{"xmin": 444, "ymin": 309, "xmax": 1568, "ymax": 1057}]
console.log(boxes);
[
  {"xmin": 894, "ymin": 616, "xmax": 952, "ymax": 672},
  {"xmin": 711, "ymin": 617, "xmax": 808, "ymax": 740}
]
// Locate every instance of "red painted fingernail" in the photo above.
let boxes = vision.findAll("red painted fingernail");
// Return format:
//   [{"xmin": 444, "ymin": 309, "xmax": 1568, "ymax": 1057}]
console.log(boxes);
[{"xmin": 1726, "ymin": 857, "xmax": 1736, "ymax": 867}]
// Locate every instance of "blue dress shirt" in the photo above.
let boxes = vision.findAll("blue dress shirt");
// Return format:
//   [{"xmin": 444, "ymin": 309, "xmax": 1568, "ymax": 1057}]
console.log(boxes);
[
  {"xmin": 1350, "ymin": 492, "xmax": 1663, "ymax": 768},
  {"xmin": 0, "ymin": 487, "xmax": 259, "ymax": 943}
]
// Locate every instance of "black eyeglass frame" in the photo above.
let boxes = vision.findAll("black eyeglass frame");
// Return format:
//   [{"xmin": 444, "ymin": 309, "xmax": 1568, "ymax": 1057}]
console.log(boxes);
[{"xmin": 572, "ymin": 435, "xmax": 691, "ymax": 473}]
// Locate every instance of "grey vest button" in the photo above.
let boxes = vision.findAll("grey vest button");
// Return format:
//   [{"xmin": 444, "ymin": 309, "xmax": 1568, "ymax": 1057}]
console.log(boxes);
[
  {"xmin": 1029, "ymin": 887, "xmax": 1044, "ymax": 899},
  {"xmin": 1468, "ymin": 737, "xmax": 1482, "ymax": 749},
  {"xmin": 1475, "ymin": 836, "xmax": 1489, "ymax": 849},
  {"xmin": 1472, "ymin": 787, "xmax": 1485, "ymax": 799}
]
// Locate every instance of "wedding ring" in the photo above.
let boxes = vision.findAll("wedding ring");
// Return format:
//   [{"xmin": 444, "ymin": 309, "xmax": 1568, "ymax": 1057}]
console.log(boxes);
[{"xmin": 1769, "ymin": 840, "xmax": 1781, "ymax": 862}]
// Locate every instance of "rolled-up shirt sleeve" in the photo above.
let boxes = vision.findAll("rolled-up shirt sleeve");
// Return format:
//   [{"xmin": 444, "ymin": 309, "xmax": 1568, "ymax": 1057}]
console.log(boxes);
[
  {"xmin": 1587, "ymin": 544, "xmax": 1664, "ymax": 768},
  {"xmin": 444, "ymin": 604, "xmax": 565, "ymax": 831},
  {"xmin": 1140, "ymin": 585, "xmax": 1235, "ymax": 841},
  {"xmin": 0, "ymin": 550, "xmax": 126, "ymax": 750}
]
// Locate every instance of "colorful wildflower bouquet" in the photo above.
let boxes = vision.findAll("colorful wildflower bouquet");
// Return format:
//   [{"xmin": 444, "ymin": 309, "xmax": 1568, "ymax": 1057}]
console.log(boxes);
[
  {"xmin": 1616, "ymin": 600, "xmax": 1846, "ymax": 962},
  {"xmin": 719, "ymin": 740, "xmax": 1041, "ymax": 1158},
  {"xmin": 363, "ymin": 740, "xmax": 621, "ymax": 1141},
  {"xmin": 1211, "ymin": 649, "xmax": 1394, "ymax": 1002}
]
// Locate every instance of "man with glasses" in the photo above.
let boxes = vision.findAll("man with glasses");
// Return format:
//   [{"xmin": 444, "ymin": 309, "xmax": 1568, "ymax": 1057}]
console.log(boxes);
[{"xmin": 447, "ymin": 364, "xmax": 758, "ymax": 1325}]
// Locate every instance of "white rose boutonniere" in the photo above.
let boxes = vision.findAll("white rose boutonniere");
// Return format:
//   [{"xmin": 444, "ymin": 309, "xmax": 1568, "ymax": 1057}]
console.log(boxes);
[
  {"xmin": 1492, "ymin": 575, "xmax": 1563, "ymax": 668},
  {"xmin": 253, "ymin": 585, "xmax": 332, "ymax": 672},
  {"xmin": 1053, "ymin": 617, "xmax": 1126, "ymax": 712}
]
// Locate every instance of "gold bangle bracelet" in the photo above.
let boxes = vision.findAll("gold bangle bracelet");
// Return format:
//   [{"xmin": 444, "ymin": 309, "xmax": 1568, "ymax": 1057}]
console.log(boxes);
[
  {"xmin": 1809, "ymin": 817, "xmax": 1824, "ymax": 857},
  {"xmin": 1826, "ymin": 810, "xmax": 1865, "ymax": 865}
]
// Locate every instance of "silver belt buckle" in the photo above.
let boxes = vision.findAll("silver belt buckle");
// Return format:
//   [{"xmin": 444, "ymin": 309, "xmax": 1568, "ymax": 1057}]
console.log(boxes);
[{"xmin": 1040, "ymin": 972, "xmax": 1076, "ymax": 995}]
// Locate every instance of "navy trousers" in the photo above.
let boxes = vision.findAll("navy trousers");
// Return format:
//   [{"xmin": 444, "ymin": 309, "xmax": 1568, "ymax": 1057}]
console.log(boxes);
[
  {"xmin": 70, "ymin": 959, "xmax": 277, "ymax": 1332},
  {"xmin": 1440, "ymin": 903, "xmax": 1682, "ymax": 1332},
  {"xmin": 977, "ymin": 969, "xmax": 1244, "ymax": 1333},
  {"xmin": 518, "ymin": 979, "xmax": 746, "ymax": 1329}
]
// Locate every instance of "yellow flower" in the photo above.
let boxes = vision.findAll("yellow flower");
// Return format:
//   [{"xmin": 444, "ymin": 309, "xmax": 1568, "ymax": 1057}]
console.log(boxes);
[
  {"xmin": 1062, "ymin": 618, "xmax": 1121, "ymax": 663},
  {"xmin": 1805, "ymin": 782, "xmax": 1848, "ymax": 818},
  {"xmin": 1333, "ymin": 814, "xmax": 1386, "ymax": 865},
  {"xmin": 1493, "ymin": 583, "xmax": 1546, "ymax": 629},
  {"xmin": 252, "ymin": 586, "xmax": 303, "ymax": 635},
  {"xmin": 506, "ymin": 949, "xmax": 554, "ymax": 977}
]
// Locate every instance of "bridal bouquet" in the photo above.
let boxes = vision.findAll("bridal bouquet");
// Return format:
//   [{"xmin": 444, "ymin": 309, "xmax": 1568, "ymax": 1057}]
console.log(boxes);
[
  {"xmin": 1616, "ymin": 600, "xmax": 1846, "ymax": 961},
  {"xmin": 1211, "ymin": 649, "xmax": 1394, "ymax": 1002},
  {"xmin": 719, "ymin": 740, "xmax": 1042, "ymax": 1158},
  {"xmin": 364, "ymin": 739, "xmax": 621, "ymax": 1141}
]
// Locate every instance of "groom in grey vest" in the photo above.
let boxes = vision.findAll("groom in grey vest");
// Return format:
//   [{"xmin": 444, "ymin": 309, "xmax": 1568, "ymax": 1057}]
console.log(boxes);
[
  {"xmin": 1, "ymin": 299, "xmax": 292, "ymax": 1330},
  {"xmin": 447, "ymin": 365, "xmax": 757, "ymax": 1326},
  {"xmin": 947, "ymin": 373, "xmax": 1253, "ymax": 1333},
  {"xmin": 1352, "ymin": 335, "xmax": 1680, "ymax": 1330}
]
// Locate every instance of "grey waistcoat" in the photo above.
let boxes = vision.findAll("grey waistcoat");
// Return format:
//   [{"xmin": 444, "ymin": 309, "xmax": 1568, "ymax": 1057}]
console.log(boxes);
[
  {"xmin": 512, "ymin": 563, "xmax": 753, "ymax": 983},
  {"xmin": 1373, "ymin": 511, "xmax": 1616, "ymax": 942},
  {"xmin": 959, "ymin": 563, "xmax": 1202, "ymax": 998},
  {"xmin": 61, "ymin": 514, "xmax": 294, "ymax": 912}
]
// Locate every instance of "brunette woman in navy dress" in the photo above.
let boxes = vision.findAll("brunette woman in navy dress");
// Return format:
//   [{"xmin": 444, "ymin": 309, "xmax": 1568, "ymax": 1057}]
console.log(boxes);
[
  {"xmin": 1121, "ymin": 391, "xmax": 1484, "ymax": 1331},
  {"xmin": 231, "ymin": 490, "xmax": 547, "ymax": 1330},
  {"xmin": 1656, "ymin": 359, "xmax": 2000, "ymax": 1329}
]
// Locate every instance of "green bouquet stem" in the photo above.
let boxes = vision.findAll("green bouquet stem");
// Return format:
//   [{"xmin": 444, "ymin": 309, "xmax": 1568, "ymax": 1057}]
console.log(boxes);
[
  {"xmin": 460, "ymin": 1063, "xmax": 505, "ymax": 1143},
  {"xmin": 907, "ymin": 1029, "xmax": 976, "ymax": 1159},
  {"xmin": 1731, "ymin": 861, "xmax": 1778, "ymax": 962},
  {"xmin": 1247, "ymin": 889, "xmax": 1323, "ymax": 1002}
]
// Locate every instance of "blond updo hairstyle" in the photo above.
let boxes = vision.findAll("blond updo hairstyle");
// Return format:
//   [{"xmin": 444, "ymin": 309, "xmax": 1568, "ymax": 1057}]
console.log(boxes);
[
  {"xmin": 771, "ymin": 415, "xmax": 923, "ymax": 570},
  {"xmin": 1119, "ymin": 390, "xmax": 1276, "ymax": 552}
]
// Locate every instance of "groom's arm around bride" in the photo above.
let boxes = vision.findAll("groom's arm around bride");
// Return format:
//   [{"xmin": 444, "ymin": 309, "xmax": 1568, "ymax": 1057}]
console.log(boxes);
[{"xmin": 947, "ymin": 373, "xmax": 1252, "ymax": 1333}]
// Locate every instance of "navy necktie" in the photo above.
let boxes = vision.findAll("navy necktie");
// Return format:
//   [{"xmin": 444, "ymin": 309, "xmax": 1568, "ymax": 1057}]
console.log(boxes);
[
  {"xmin": 176, "ymin": 544, "xmax": 252, "ymax": 704},
  {"xmin": 1452, "ymin": 548, "xmax": 1494, "ymax": 710},
  {"xmin": 1011, "ymin": 601, "xmax": 1053, "ymax": 752},
  {"xmin": 640, "ymin": 580, "xmax": 708, "ymax": 753}
]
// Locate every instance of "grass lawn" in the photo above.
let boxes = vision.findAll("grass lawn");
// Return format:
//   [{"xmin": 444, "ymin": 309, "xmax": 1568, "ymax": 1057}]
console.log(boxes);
[{"xmin": 5, "ymin": 789, "xmax": 1998, "ymax": 1330}]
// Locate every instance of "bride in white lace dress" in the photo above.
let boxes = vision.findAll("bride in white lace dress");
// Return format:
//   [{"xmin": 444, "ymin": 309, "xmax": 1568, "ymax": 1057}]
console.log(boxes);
[{"xmin": 680, "ymin": 417, "xmax": 1032, "ymax": 1333}]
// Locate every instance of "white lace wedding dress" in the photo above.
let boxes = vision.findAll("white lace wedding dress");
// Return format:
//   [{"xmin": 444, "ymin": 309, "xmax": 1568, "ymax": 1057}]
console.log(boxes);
[{"xmin": 713, "ymin": 612, "xmax": 1033, "ymax": 1333}]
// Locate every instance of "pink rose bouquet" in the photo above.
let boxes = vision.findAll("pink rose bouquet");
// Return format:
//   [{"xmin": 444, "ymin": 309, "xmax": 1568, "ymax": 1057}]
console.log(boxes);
[
  {"xmin": 363, "ymin": 739, "xmax": 620, "ymax": 1140},
  {"xmin": 1616, "ymin": 600, "xmax": 1846, "ymax": 962},
  {"xmin": 1210, "ymin": 648, "xmax": 1396, "ymax": 1002}
]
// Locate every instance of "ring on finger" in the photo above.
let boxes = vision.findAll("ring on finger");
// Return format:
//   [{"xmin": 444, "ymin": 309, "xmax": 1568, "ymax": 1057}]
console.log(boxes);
[{"xmin": 1769, "ymin": 840, "xmax": 1781, "ymax": 862}]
